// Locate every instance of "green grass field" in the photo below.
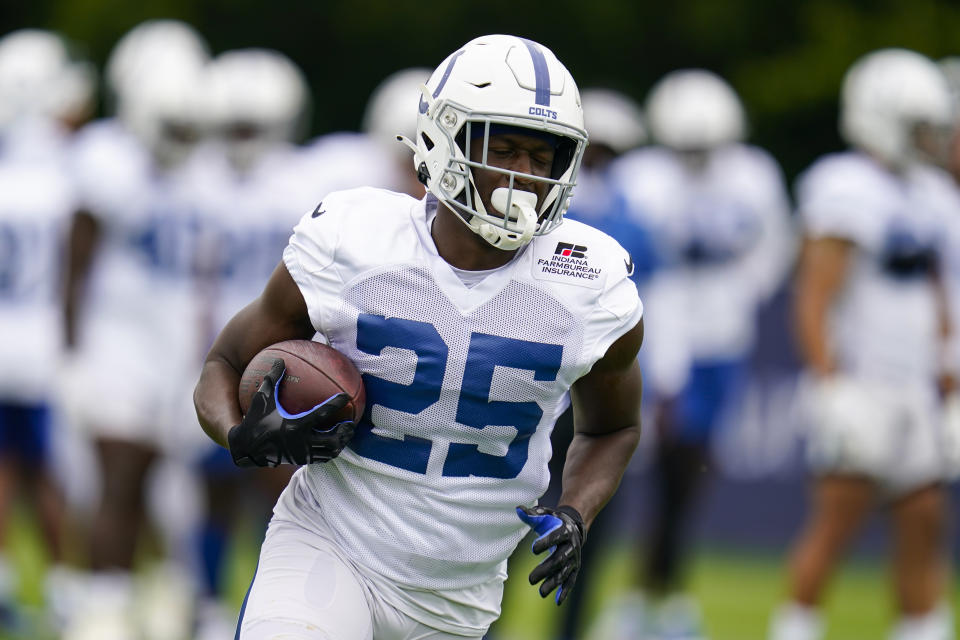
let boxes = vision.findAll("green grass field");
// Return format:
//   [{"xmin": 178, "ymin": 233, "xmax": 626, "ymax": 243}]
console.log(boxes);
[
  {"xmin": 3, "ymin": 511, "xmax": 958, "ymax": 640},
  {"xmin": 493, "ymin": 541, "xmax": 960, "ymax": 640}
]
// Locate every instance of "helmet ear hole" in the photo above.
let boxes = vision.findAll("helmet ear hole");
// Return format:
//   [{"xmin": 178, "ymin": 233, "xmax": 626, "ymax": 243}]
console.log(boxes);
[{"xmin": 420, "ymin": 131, "xmax": 434, "ymax": 151}]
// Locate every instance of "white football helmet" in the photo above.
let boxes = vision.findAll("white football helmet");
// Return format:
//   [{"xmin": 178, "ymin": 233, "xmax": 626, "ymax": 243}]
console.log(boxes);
[
  {"xmin": 119, "ymin": 60, "xmax": 206, "ymax": 168},
  {"xmin": 645, "ymin": 69, "xmax": 746, "ymax": 150},
  {"xmin": 205, "ymin": 48, "xmax": 310, "ymax": 171},
  {"xmin": 581, "ymin": 88, "xmax": 646, "ymax": 154},
  {"xmin": 0, "ymin": 29, "xmax": 95, "ymax": 127},
  {"xmin": 408, "ymin": 34, "xmax": 587, "ymax": 250},
  {"xmin": 104, "ymin": 19, "xmax": 208, "ymax": 113},
  {"xmin": 363, "ymin": 67, "xmax": 432, "ymax": 157},
  {"xmin": 841, "ymin": 48, "xmax": 954, "ymax": 167}
]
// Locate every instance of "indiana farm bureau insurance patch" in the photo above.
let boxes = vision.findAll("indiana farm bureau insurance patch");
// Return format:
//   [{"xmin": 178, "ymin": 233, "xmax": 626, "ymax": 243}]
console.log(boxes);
[{"xmin": 532, "ymin": 241, "xmax": 606, "ymax": 289}]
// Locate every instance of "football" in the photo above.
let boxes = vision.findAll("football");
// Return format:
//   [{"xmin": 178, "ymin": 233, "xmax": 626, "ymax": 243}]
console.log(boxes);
[{"xmin": 238, "ymin": 340, "xmax": 365, "ymax": 423}]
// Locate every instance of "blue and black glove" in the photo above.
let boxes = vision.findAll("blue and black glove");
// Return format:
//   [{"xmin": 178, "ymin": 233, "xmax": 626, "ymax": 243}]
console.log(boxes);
[
  {"xmin": 516, "ymin": 504, "xmax": 585, "ymax": 605},
  {"xmin": 228, "ymin": 359, "xmax": 355, "ymax": 467}
]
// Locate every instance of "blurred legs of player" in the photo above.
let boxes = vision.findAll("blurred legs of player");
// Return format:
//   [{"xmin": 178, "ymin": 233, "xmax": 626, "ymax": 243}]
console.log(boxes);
[
  {"xmin": 71, "ymin": 436, "xmax": 157, "ymax": 638},
  {"xmin": 770, "ymin": 478, "xmax": 952, "ymax": 640},
  {"xmin": 90, "ymin": 438, "xmax": 156, "ymax": 573},
  {"xmin": 770, "ymin": 379, "xmax": 954, "ymax": 640},
  {"xmin": 641, "ymin": 361, "xmax": 745, "ymax": 639},
  {"xmin": 0, "ymin": 402, "xmax": 69, "ymax": 631}
]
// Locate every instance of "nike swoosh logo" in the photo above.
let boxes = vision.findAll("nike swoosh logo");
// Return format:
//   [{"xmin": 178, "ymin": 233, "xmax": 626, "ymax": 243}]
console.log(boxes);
[{"xmin": 311, "ymin": 202, "xmax": 326, "ymax": 218}]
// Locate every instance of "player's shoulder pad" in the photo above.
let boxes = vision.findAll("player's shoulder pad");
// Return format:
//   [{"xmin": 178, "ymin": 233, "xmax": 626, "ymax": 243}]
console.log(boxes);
[
  {"xmin": 719, "ymin": 143, "xmax": 785, "ymax": 179},
  {"xmin": 530, "ymin": 218, "xmax": 635, "ymax": 292},
  {"xmin": 795, "ymin": 151, "xmax": 883, "ymax": 200}
]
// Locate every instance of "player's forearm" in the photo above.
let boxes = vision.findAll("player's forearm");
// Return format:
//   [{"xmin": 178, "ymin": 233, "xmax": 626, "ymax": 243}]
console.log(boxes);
[
  {"xmin": 795, "ymin": 302, "xmax": 835, "ymax": 376},
  {"xmin": 194, "ymin": 357, "xmax": 244, "ymax": 448},
  {"xmin": 557, "ymin": 423, "xmax": 640, "ymax": 532}
]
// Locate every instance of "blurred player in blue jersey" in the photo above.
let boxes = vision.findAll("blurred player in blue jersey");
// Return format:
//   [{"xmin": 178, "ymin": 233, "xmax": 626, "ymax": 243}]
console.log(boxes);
[
  {"xmin": 768, "ymin": 49, "xmax": 958, "ymax": 640},
  {"xmin": 195, "ymin": 34, "xmax": 644, "ymax": 640},
  {"xmin": 612, "ymin": 69, "xmax": 795, "ymax": 639},
  {"xmin": 0, "ymin": 27, "xmax": 94, "ymax": 631},
  {"xmin": 60, "ymin": 20, "xmax": 210, "ymax": 640}
]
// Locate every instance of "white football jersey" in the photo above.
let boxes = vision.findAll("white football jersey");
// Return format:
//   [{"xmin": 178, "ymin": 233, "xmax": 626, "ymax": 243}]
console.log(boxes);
[
  {"xmin": 280, "ymin": 188, "xmax": 641, "ymax": 592},
  {"xmin": 67, "ymin": 119, "xmax": 207, "ymax": 436},
  {"xmin": 797, "ymin": 151, "xmax": 958, "ymax": 383},
  {"xmin": 0, "ymin": 138, "xmax": 76, "ymax": 401},
  {"xmin": 612, "ymin": 144, "xmax": 794, "ymax": 392},
  {"xmin": 190, "ymin": 143, "xmax": 319, "ymax": 336}
]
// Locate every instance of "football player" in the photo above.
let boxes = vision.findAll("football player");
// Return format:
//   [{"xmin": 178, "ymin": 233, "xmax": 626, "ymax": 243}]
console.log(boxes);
[
  {"xmin": 194, "ymin": 34, "xmax": 644, "ymax": 639},
  {"xmin": 611, "ymin": 69, "xmax": 795, "ymax": 639},
  {"xmin": 768, "ymin": 49, "xmax": 958, "ymax": 640},
  {"xmin": 60, "ymin": 19, "xmax": 210, "ymax": 640},
  {"xmin": 0, "ymin": 27, "xmax": 93, "ymax": 631}
]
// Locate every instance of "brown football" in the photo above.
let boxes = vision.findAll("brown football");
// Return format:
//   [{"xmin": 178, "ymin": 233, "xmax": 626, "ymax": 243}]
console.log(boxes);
[{"xmin": 238, "ymin": 340, "xmax": 365, "ymax": 423}]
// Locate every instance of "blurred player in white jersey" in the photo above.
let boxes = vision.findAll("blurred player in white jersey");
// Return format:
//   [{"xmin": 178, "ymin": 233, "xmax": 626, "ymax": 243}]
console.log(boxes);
[
  {"xmin": 195, "ymin": 34, "xmax": 644, "ymax": 639},
  {"xmin": 768, "ymin": 49, "xmax": 958, "ymax": 640},
  {"xmin": 60, "ymin": 19, "xmax": 209, "ymax": 640},
  {"xmin": 188, "ymin": 47, "xmax": 313, "ymax": 640},
  {"xmin": 0, "ymin": 28, "xmax": 94, "ymax": 631},
  {"xmin": 611, "ymin": 69, "xmax": 794, "ymax": 639}
]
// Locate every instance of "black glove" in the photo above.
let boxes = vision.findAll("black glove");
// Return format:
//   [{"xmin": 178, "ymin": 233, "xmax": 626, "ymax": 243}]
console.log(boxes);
[
  {"xmin": 516, "ymin": 504, "xmax": 585, "ymax": 605},
  {"xmin": 228, "ymin": 359, "xmax": 355, "ymax": 467}
]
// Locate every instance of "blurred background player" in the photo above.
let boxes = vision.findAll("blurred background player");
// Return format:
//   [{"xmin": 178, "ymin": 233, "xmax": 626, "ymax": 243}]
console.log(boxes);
[
  {"xmin": 188, "ymin": 46, "xmax": 312, "ymax": 640},
  {"xmin": 768, "ymin": 48, "xmax": 959, "ymax": 640},
  {"xmin": 360, "ymin": 66, "xmax": 431, "ymax": 197},
  {"xmin": 60, "ymin": 19, "xmax": 210, "ymax": 640},
  {"xmin": 610, "ymin": 69, "xmax": 795, "ymax": 639},
  {"xmin": 0, "ymin": 27, "xmax": 94, "ymax": 632},
  {"xmin": 301, "ymin": 66, "xmax": 429, "ymax": 200}
]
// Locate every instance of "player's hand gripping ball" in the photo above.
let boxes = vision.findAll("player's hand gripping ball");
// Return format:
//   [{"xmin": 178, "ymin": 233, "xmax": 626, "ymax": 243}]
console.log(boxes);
[{"xmin": 230, "ymin": 340, "xmax": 365, "ymax": 467}]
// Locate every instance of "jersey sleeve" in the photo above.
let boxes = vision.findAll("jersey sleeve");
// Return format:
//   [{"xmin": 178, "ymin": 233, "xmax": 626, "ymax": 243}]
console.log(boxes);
[
  {"xmin": 70, "ymin": 122, "xmax": 143, "ymax": 224},
  {"xmin": 795, "ymin": 154, "xmax": 878, "ymax": 244},
  {"xmin": 282, "ymin": 192, "xmax": 349, "ymax": 337}
]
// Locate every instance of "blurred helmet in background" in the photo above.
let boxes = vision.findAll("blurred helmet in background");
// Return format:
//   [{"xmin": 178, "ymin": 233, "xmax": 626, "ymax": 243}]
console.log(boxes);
[
  {"xmin": 205, "ymin": 48, "xmax": 310, "ymax": 172},
  {"xmin": 362, "ymin": 67, "xmax": 432, "ymax": 161},
  {"xmin": 840, "ymin": 48, "xmax": 954, "ymax": 168},
  {"xmin": 105, "ymin": 19, "xmax": 209, "ymax": 113},
  {"xmin": 411, "ymin": 34, "xmax": 587, "ymax": 250},
  {"xmin": 0, "ymin": 29, "xmax": 96, "ymax": 128},
  {"xmin": 581, "ymin": 88, "xmax": 646, "ymax": 155},
  {"xmin": 645, "ymin": 69, "xmax": 746, "ymax": 151},
  {"xmin": 937, "ymin": 56, "xmax": 960, "ymax": 108},
  {"xmin": 119, "ymin": 60, "xmax": 206, "ymax": 168}
]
